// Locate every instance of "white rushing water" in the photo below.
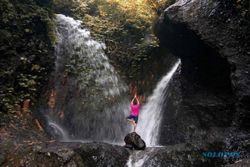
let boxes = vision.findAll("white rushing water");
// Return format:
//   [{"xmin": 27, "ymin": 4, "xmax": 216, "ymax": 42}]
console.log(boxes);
[
  {"xmin": 136, "ymin": 60, "xmax": 181, "ymax": 146},
  {"xmin": 45, "ymin": 14, "xmax": 130, "ymax": 143},
  {"xmin": 54, "ymin": 14, "xmax": 127, "ymax": 96},
  {"xmin": 44, "ymin": 13, "xmax": 182, "ymax": 167},
  {"xmin": 126, "ymin": 151, "xmax": 151, "ymax": 167},
  {"xmin": 127, "ymin": 60, "xmax": 181, "ymax": 167}
]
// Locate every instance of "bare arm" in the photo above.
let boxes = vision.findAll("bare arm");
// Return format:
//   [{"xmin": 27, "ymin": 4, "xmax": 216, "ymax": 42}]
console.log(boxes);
[
  {"xmin": 131, "ymin": 96, "xmax": 136, "ymax": 104},
  {"xmin": 135, "ymin": 95, "xmax": 140, "ymax": 105}
]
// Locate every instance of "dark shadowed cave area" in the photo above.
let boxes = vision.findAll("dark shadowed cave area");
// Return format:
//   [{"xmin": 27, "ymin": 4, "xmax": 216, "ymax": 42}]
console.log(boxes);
[
  {"xmin": 156, "ymin": 18, "xmax": 236, "ymax": 145},
  {"xmin": 158, "ymin": 20, "xmax": 233, "ymax": 94}
]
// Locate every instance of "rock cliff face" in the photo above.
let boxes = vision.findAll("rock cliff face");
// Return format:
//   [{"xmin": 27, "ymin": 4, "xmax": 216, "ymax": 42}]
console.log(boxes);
[{"xmin": 156, "ymin": 0, "xmax": 250, "ymax": 151}]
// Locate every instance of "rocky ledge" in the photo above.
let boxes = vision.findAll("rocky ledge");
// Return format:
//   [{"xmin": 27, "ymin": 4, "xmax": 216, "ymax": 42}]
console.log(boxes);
[
  {"xmin": 0, "ymin": 142, "xmax": 129, "ymax": 167},
  {"xmin": 1, "ymin": 139, "xmax": 249, "ymax": 166}
]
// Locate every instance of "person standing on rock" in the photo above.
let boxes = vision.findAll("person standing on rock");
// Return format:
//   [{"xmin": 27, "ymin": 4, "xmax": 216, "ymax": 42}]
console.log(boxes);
[{"xmin": 127, "ymin": 94, "xmax": 140, "ymax": 132}]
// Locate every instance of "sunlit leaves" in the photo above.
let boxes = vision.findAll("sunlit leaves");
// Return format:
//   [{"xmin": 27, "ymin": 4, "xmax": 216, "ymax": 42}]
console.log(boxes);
[{"xmin": 53, "ymin": 0, "xmax": 174, "ymax": 85}]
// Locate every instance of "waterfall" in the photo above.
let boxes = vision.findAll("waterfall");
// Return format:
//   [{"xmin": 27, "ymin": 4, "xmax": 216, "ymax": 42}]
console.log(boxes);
[
  {"xmin": 42, "ymin": 14, "xmax": 180, "ymax": 148},
  {"xmin": 136, "ymin": 60, "xmax": 181, "ymax": 146},
  {"xmin": 126, "ymin": 60, "xmax": 180, "ymax": 167},
  {"xmin": 44, "ymin": 14, "xmax": 130, "ymax": 144}
]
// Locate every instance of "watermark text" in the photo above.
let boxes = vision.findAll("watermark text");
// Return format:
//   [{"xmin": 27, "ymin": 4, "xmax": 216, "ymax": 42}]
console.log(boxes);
[{"xmin": 202, "ymin": 151, "xmax": 240, "ymax": 158}]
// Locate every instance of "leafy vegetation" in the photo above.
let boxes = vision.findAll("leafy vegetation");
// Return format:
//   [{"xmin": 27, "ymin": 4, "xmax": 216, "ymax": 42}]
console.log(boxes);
[
  {"xmin": 52, "ymin": 0, "xmax": 175, "ymax": 82},
  {"xmin": 0, "ymin": 0, "xmax": 176, "ymax": 113},
  {"xmin": 0, "ymin": 0, "xmax": 55, "ymax": 113}
]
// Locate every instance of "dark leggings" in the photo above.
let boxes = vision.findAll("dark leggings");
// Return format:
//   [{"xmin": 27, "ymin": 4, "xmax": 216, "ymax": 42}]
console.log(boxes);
[{"xmin": 127, "ymin": 115, "xmax": 138, "ymax": 124}]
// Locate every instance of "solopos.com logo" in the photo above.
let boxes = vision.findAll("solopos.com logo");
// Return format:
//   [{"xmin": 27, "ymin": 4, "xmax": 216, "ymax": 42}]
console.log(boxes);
[{"xmin": 202, "ymin": 151, "xmax": 240, "ymax": 158}]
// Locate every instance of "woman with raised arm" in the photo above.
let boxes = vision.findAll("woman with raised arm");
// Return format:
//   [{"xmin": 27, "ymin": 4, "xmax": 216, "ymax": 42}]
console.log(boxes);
[{"xmin": 127, "ymin": 94, "xmax": 140, "ymax": 132}]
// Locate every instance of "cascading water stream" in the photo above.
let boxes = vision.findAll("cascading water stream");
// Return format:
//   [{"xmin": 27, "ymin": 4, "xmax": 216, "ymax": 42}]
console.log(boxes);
[
  {"xmin": 42, "ymin": 13, "xmax": 180, "ymax": 167},
  {"xmin": 45, "ymin": 14, "xmax": 130, "ymax": 144},
  {"xmin": 137, "ymin": 59, "xmax": 181, "ymax": 146},
  {"xmin": 127, "ymin": 60, "xmax": 181, "ymax": 167}
]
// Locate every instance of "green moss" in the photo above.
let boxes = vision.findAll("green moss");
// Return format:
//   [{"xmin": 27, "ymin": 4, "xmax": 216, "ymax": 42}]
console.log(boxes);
[{"xmin": 46, "ymin": 17, "xmax": 57, "ymax": 45}]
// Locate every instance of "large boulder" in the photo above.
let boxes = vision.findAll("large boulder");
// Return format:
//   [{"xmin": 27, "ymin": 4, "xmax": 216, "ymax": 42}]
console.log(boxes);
[
  {"xmin": 155, "ymin": 0, "xmax": 250, "ymax": 145},
  {"xmin": 124, "ymin": 132, "xmax": 146, "ymax": 150},
  {"xmin": 154, "ymin": 0, "xmax": 250, "ymax": 164}
]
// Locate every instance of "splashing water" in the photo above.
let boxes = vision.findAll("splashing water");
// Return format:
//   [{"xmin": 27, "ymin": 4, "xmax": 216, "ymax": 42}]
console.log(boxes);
[
  {"xmin": 136, "ymin": 60, "xmax": 181, "ymax": 146},
  {"xmin": 48, "ymin": 121, "xmax": 69, "ymax": 141},
  {"xmin": 126, "ymin": 148, "xmax": 158, "ymax": 167},
  {"xmin": 126, "ymin": 151, "xmax": 150, "ymax": 167},
  {"xmin": 45, "ymin": 14, "xmax": 130, "ymax": 144}
]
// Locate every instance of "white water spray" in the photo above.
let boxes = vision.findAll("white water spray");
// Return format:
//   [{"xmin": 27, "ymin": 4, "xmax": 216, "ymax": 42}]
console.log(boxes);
[
  {"xmin": 45, "ymin": 14, "xmax": 130, "ymax": 143},
  {"xmin": 126, "ymin": 151, "xmax": 150, "ymax": 167},
  {"xmin": 137, "ymin": 60, "xmax": 181, "ymax": 146},
  {"xmin": 48, "ymin": 122, "xmax": 69, "ymax": 141},
  {"xmin": 54, "ymin": 14, "xmax": 127, "ymax": 96}
]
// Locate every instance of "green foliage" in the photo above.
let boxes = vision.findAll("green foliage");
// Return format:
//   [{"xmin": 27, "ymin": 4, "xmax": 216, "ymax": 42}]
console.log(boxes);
[
  {"xmin": 52, "ymin": 0, "xmax": 175, "ymax": 82},
  {"xmin": 46, "ymin": 18, "xmax": 57, "ymax": 45},
  {"xmin": 0, "ymin": 0, "xmax": 54, "ymax": 113}
]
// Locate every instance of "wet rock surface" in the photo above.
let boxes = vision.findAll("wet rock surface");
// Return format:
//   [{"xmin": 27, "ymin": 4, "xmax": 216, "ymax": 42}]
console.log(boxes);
[
  {"xmin": 1, "ymin": 142, "xmax": 129, "ymax": 167},
  {"xmin": 157, "ymin": 0, "xmax": 250, "ymax": 132},
  {"xmin": 225, "ymin": 159, "xmax": 250, "ymax": 167},
  {"xmin": 155, "ymin": 0, "xmax": 250, "ymax": 164},
  {"xmin": 156, "ymin": 0, "xmax": 250, "ymax": 140},
  {"xmin": 124, "ymin": 132, "xmax": 146, "ymax": 150},
  {"xmin": 127, "ymin": 143, "xmax": 224, "ymax": 167},
  {"xmin": 1, "ymin": 138, "xmax": 248, "ymax": 167}
]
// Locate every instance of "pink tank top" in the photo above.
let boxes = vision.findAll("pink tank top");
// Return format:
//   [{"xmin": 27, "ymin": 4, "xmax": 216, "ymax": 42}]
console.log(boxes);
[{"xmin": 130, "ymin": 104, "xmax": 140, "ymax": 116}]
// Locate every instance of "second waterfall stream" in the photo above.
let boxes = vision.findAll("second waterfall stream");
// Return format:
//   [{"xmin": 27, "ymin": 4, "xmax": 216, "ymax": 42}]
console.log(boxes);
[
  {"xmin": 137, "ymin": 59, "xmax": 181, "ymax": 146},
  {"xmin": 44, "ymin": 14, "xmax": 181, "ymax": 150},
  {"xmin": 127, "ymin": 60, "xmax": 181, "ymax": 167}
]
